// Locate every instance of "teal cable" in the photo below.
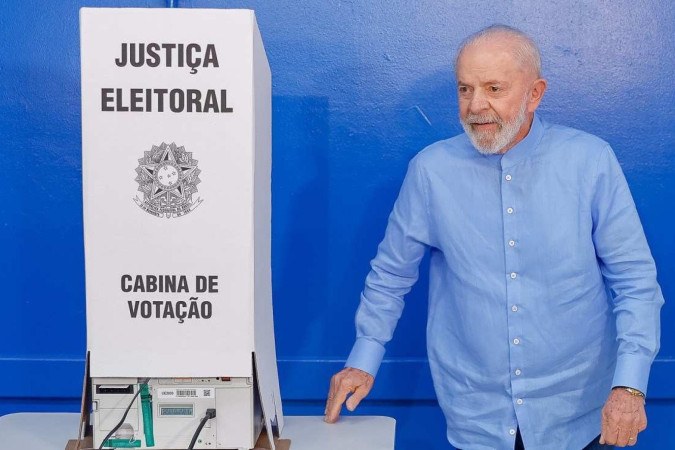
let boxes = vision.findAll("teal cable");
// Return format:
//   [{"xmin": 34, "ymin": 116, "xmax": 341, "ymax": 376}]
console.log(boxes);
[{"xmin": 140, "ymin": 384, "xmax": 155, "ymax": 447}]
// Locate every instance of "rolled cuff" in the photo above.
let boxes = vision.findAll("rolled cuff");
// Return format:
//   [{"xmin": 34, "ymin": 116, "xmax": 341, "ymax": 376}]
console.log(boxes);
[
  {"xmin": 611, "ymin": 353, "xmax": 654, "ymax": 395},
  {"xmin": 345, "ymin": 338, "xmax": 386, "ymax": 378}
]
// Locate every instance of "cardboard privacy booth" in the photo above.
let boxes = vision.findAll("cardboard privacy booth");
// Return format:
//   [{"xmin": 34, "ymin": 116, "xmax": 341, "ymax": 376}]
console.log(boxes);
[{"xmin": 80, "ymin": 8, "xmax": 283, "ymax": 449}]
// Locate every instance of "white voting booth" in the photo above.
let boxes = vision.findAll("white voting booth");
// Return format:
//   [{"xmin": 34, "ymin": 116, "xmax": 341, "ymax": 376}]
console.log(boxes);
[{"xmin": 81, "ymin": 8, "xmax": 282, "ymax": 449}]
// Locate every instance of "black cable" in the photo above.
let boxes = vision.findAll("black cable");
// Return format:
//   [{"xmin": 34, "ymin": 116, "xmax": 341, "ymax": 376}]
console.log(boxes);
[
  {"xmin": 98, "ymin": 379, "xmax": 150, "ymax": 449},
  {"xmin": 187, "ymin": 408, "xmax": 217, "ymax": 450}
]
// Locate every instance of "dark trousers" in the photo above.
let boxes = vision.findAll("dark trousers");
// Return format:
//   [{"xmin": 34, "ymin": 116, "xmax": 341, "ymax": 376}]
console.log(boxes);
[{"xmin": 514, "ymin": 428, "xmax": 614, "ymax": 450}]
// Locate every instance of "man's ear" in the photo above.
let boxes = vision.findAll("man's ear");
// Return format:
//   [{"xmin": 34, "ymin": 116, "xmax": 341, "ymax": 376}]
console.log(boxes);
[{"xmin": 528, "ymin": 78, "xmax": 547, "ymax": 112}]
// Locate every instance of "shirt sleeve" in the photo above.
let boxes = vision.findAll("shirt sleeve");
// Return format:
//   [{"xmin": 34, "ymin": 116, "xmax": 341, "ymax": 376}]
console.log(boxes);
[
  {"xmin": 345, "ymin": 157, "xmax": 431, "ymax": 377},
  {"xmin": 591, "ymin": 145, "xmax": 664, "ymax": 395}
]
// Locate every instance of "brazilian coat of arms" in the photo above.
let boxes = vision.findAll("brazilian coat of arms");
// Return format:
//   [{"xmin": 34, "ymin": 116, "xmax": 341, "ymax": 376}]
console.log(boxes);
[{"xmin": 134, "ymin": 142, "xmax": 202, "ymax": 218}]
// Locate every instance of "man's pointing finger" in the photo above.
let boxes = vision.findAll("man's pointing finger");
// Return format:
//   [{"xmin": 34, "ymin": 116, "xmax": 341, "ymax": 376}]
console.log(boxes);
[{"xmin": 325, "ymin": 383, "xmax": 352, "ymax": 423}]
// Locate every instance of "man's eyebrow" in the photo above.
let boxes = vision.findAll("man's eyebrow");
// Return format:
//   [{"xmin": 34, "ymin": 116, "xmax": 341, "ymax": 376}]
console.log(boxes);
[{"xmin": 457, "ymin": 79, "xmax": 509, "ymax": 86}]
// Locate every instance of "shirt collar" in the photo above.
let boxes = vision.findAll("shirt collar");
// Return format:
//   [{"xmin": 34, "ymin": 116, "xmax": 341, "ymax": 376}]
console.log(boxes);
[{"xmin": 499, "ymin": 113, "xmax": 545, "ymax": 169}]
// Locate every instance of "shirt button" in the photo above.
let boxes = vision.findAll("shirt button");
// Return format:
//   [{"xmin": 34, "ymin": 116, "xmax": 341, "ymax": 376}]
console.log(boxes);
[
  {"xmin": 511, "ymin": 305, "xmax": 518, "ymax": 312},
  {"xmin": 510, "ymin": 272, "xmax": 517, "ymax": 279},
  {"xmin": 509, "ymin": 429, "xmax": 516, "ymax": 436},
  {"xmin": 513, "ymin": 338, "xmax": 520, "ymax": 345},
  {"xmin": 505, "ymin": 174, "xmax": 512, "ymax": 181},
  {"xmin": 506, "ymin": 207, "xmax": 514, "ymax": 214},
  {"xmin": 508, "ymin": 240, "xmax": 516, "ymax": 247},
  {"xmin": 515, "ymin": 369, "xmax": 522, "ymax": 376},
  {"xmin": 516, "ymin": 398, "xmax": 524, "ymax": 405}
]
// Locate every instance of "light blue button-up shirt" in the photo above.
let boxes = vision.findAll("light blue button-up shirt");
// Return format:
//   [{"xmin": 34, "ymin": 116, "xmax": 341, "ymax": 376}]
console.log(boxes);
[{"xmin": 346, "ymin": 114, "xmax": 663, "ymax": 450}]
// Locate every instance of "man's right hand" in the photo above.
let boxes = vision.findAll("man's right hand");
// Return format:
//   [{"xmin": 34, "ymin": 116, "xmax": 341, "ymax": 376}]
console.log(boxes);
[{"xmin": 324, "ymin": 367, "xmax": 374, "ymax": 423}]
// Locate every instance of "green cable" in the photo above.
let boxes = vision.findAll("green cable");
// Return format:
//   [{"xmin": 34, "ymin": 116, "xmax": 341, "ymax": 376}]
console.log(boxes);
[
  {"xmin": 102, "ymin": 439, "xmax": 141, "ymax": 448},
  {"xmin": 140, "ymin": 384, "xmax": 155, "ymax": 447}
]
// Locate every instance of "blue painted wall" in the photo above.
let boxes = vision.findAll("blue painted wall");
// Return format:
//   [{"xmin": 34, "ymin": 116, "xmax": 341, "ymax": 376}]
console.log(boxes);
[{"xmin": 1, "ymin": 1, "xmax": 673, "ymax": 448}]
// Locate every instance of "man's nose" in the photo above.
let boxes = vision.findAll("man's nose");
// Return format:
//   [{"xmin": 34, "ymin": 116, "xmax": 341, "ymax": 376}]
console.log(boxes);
[{"xmin": 468, "ymin": 91, "xmax": 489, "ymax": 114}]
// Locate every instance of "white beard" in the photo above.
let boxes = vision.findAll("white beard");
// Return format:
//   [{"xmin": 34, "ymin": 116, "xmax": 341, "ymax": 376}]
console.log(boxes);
[{"xmin": 461, "ymin": 97, "xmax": 529, "ymax": 155}]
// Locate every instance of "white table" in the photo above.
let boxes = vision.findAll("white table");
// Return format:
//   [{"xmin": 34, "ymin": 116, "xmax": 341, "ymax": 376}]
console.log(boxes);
[{"xmin": 0, "ymin": 413, "xmax": 395, "ymax": 450}]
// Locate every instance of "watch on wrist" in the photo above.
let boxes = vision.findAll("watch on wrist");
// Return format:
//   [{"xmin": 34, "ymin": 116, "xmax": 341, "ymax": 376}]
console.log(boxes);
[{"xmin": 616, "ymin": 386, "xmax": 646, "ymax": 400}]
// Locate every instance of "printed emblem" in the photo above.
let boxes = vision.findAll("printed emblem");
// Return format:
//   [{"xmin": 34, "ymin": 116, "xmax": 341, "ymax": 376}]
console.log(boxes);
[{"xmin": 134, "ymin": 142, "xmax": 202, "ymax": 218}]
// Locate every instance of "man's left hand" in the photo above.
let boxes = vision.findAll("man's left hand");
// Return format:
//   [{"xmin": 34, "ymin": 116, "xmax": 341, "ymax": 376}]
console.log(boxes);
[{"xmin": 599, "ymin": 387, "xmax": 647, "ymax": 447}]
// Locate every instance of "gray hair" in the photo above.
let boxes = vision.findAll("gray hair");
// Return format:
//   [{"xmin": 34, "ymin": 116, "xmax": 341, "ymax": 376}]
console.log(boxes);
[{"xmin": 456, "ymin": 25, "xmax": 542, "ymax": 78}]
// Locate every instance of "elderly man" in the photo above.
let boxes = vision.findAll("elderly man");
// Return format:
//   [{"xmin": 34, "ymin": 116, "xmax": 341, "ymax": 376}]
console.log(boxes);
[{"xmin": 325, "ymin": 25, "xmax": 663, "ymax": 450}]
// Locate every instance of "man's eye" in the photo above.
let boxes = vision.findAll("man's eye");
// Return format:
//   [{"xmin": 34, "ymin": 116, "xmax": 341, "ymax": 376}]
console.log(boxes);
[{"xmin": 490, "ymin": 86, "xmax": 500, "ymax": 92}]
